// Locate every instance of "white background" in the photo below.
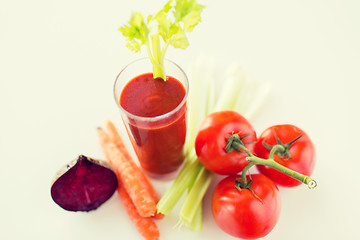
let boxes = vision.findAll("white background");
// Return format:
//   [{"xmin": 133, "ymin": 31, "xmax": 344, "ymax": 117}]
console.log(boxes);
[{"xmin": 1, "ymin": 0, "xmax": 359, "ymax": 239}]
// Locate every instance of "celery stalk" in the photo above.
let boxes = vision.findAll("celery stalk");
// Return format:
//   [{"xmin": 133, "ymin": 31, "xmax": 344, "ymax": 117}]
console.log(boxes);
[
  {"xmin": 185, "ymin": 57, "xmax": 213, "ymax": 153},
  {"xmin": 188, "ymin": 201, "xmax": 202, "ymax": 231},
  {"xmin": 203, "ymin": 58, "xmax": 217, "ymax": 117},
  {"xmin": 213, "ymin": 63, "xmax": 246, "ymax": 112},
  {"xmin": 150, "ymin": 34, "xmax": 165, "ymax": 80},
  {"xmin": 156, "ymin": 155, "xmax": 201, "ymax": 215},
  {"xmin": 179, "ymin": 166, "xmax": 213, "ymax": 226},
  {"xmin": 238, "ymin": 81, "xmax": 271, "ymax": 120},
  {"xmin": 223, "ymin": 62, "xmax": 271, "ymax": 119}
]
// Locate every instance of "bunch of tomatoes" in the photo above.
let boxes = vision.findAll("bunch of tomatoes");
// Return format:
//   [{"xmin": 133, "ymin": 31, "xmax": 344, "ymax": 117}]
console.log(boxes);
[{"xmin": 195, "ymin": 110, "xmax": 316, "ymax": 239}]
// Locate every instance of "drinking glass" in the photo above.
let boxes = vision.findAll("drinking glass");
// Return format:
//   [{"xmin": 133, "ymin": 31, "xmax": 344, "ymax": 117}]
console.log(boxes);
[{"xmin": 114, "ymin": 58, "xmax": 189, "ymax": 179}]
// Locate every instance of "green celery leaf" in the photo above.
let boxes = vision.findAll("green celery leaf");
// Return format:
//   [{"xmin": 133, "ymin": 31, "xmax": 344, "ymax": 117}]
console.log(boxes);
[
  {"xmin": 161, "ymin": 0, "xmax": 174, "ymax": 13},
  {"xmin": 125, "ymin": 41, "xmax": 142, "ymax": 53},
  {"xmin": 174, "ymin": 0, "xmax": 205, "ymax": 26},
  {"xmin": 119, "ymin": 12, "xmax": 149, "ymax": 52},
  {"xmin": 169, "ymin": 22, "xmax": 180, "ymax": 36},
  {"xmin": 182, "ymin": 9, "xmax": 202, "ymax": 32},
  {"xmin": 147, "ymin": 14, "xmax": 153, "ymax": 24},
  {"xmin": 171, "ymin": 28, "xmax": 189, "ymax": 49},
  {"xmin": 154, "ymin": 12, "xmax": 171, "ymax": 42}
]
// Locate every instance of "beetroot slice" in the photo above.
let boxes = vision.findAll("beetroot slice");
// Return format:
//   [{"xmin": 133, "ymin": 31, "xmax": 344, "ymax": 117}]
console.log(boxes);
[{"xmin": 51, "ymin": 155, "xmax": 118, "ymax": 212}]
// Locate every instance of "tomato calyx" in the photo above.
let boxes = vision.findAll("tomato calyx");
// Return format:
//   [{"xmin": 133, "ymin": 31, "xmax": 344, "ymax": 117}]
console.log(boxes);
[
  {"xmin": 225, "ymin": 133, "xmax": 255, "ymax": 155},
  {"xmin": 234, "ymin": 174, "xmax": 264, "ymax": 203},
  {"xmin": 262, "ymin": 130, "xmax": 303, "ymax": 159}
]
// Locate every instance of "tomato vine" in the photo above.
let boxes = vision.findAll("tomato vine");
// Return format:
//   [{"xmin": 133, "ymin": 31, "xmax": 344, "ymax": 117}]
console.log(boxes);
[{"xmin": 225, "ymin": 132, "xmax": 317, "ymax": 189}]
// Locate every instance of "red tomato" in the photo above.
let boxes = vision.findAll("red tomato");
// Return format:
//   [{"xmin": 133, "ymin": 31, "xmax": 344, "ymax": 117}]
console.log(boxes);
[
  {"xmin": 254, "ymin": 124, "xmax": 315, "ymax": 187},
  {"xmin": 212, "ymin": 174, "xmax": 281, "ymax": 239},
  {"xmin": 195, "ymin": 111, "xmax": 257, "ymax": 175}
]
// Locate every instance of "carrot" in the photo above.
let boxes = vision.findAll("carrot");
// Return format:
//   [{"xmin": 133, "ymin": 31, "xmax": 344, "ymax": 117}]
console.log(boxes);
[
  {"xmin": 117, "ymin": 182, "xmax": 160, "ymax": 240},
  {"xmin": 97, "ymin": 127, "xmax": 157, "ymax": 217},
  {"xmin": 104, "ymin": 120, "xmax": 164, "ymax": 219}
]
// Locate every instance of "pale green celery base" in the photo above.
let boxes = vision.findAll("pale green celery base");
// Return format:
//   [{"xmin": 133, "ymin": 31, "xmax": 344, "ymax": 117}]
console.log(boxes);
[{"xmin": 188, "ymin": 201, "xmax": 202, "ymax": 231}]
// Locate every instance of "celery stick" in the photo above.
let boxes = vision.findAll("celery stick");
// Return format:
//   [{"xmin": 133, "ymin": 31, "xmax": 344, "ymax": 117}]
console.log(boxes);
[
  {"xmin": 188, "ymin": 202, "xmax": 202, "ymax": 231},
  {"xmin": 225, "ymin": 63, "xmax": 271, "ymax": 120},
  {"xmin": 239, "ymin": 81, "xmax": 271, "ymax": 120},
  {"xmin": 184, "ymin": 160, "xmax": 204, "ymax": 232},
  {"xmin": 213, "ymin": 63, "xmax": 247, "ymax": 112},
  {"xmin": 224, "ymin": 63, "xmax": 248, "ymax": 112},
  {"xmin": 185, "ymin": 57, "xmax": 211, "ymax": 153},
  {"xmin": 202, "ymin": 57, "xmax": 217, "ymax": 116},
  {"xmin": 175, "ymin": 57, "xmax": 216, "ymax": 230},
  {"xmin": 156, "ymin": 156, "xmax": 201, "ymax": 215},
  {"xmin": 179, "ymin": 166, "xmax": 213, "ymax": 225}
]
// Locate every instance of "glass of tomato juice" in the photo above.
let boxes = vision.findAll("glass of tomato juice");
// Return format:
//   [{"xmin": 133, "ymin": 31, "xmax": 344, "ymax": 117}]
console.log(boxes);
[{"xmin": 114, "ymin": 58, "xmax": 188, "ymax": 179}]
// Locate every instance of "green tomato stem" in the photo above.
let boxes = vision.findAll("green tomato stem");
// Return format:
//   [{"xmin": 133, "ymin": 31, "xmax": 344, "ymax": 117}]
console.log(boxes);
[
  {"xmin": 246, "ymin": 155, "xmax": 317, "ymax": 189},
  {"xmin": 230, "ymin": 138, "xmax": 317, "ymax": 189},
  {"xmin": 268, "ymin": 144, "xmax": 285, "ymax": 160},
  {"xmin": 239, "ymin": 162, "xmax": 255, "ymax": 187},
  {"xmin": 230, "ymin": 140, "xmax": 254, "ymax": 157}
]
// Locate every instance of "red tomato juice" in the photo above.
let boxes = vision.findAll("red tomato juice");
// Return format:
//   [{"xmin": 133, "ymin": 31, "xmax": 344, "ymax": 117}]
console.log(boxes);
[{"xmin": 120, "ymin": 73, "xmax": 187, "ymax": 176}]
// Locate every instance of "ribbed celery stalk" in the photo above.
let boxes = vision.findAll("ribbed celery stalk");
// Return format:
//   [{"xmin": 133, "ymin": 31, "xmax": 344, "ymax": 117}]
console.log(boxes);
[{"xmin": 157, "ymin": 57, "xmax": 214, "ymax": 229}]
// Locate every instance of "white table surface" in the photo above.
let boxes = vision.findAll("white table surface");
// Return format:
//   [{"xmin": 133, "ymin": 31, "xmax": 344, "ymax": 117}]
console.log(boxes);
[{"xmin": 1, "ymin": 0, "xmax": 359, "ymax": 239}]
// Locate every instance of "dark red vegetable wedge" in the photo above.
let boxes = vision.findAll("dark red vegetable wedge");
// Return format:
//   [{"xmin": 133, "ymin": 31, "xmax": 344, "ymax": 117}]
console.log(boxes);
[{"xmin": 51, "ymin": 155, "xmax": 118, "ymax": 212}]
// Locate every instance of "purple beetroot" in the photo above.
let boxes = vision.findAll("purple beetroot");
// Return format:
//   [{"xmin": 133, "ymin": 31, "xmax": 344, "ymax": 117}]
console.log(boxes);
[{"xmin": 51, "ymin": 155, "xmax": 118, "ymax": 212}]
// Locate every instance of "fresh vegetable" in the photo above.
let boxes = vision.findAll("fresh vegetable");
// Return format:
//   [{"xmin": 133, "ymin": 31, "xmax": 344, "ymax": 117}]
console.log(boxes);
[
  {"xmin": 212, "ymin": 174, "xmax": 281, "ymax": 239},
  {"xmin": 195, "ymin": 110, "xmax": 257, "ymax": 175},
  {"xmin": 254, "ymin": 124, "xmax": 315, "ymax": 187},
  {"xmin": 98, "ymin": 121, "xmax": 163, "ymax": 239},
  {"xmin": 119, "ymin": 0, "xmax": 205, "ymax": 80},
  {"xmin": 97, "ymin": 127, "xmax": 157, "ymax": 217},
  {"xmin": 51, "ymin": 155, "xmax": 118, "ymax": 212},
  {"xmin": 156, "ymin": 59, "xmax": 271, "ymax": 230},
  {"xmin": 117, "ymin": 182, "xmax": 160, "ymax": 240},
  {"xmin": 104, "ymin": 120, "xmax": 164, "ymax": 219},
  {"xmin": 199, "ymin": 112, "xmax": 317, "ymax": 238}
]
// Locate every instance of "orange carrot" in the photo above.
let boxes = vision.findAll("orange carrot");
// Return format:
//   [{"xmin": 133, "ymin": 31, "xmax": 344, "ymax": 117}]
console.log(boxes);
[
  {"xmin": 97, "ymin": 127, "xmax": 157, "ymax": 217},
  {"xmin": 117, "ymin": 182, "xmax": 160, "ymax": 240},
  {"xmin": 104, "ymin": 120, "xmax": 164, "ymax": 219}
]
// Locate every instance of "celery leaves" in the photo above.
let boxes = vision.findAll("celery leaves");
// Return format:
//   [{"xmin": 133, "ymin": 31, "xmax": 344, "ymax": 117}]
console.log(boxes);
[
  {"xmin": 174, "ymin": 0, "xmax": 205, "ymax": 32},
  {"xmin": 119, "ymin": 12, "xmax": 149, "ymax": 53},
  {"xmin": 119, "ymin": 0, "xmax": 205, "ymax": 80}
]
